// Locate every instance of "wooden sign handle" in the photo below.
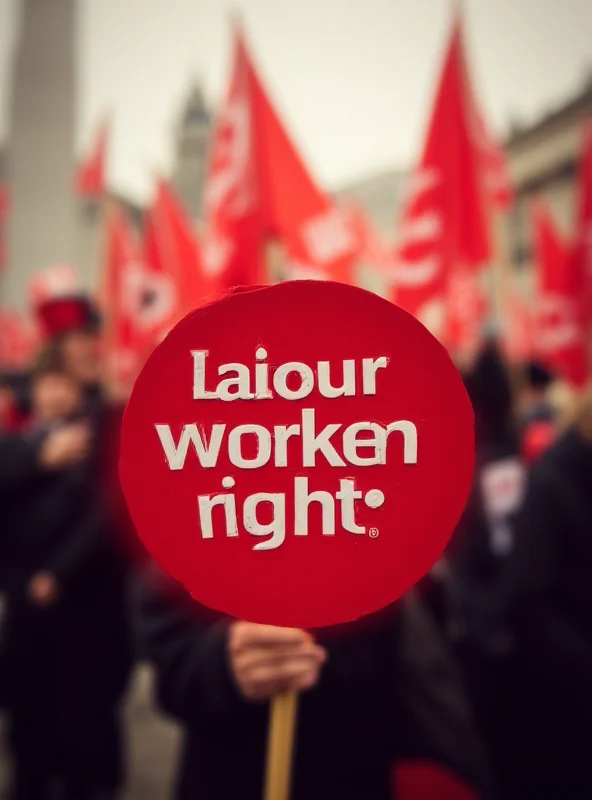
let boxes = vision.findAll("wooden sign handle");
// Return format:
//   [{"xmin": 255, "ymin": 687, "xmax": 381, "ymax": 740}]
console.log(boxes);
[{"xmin": 263, "ymin": 690, "xmax": 299, "ymax": 800}]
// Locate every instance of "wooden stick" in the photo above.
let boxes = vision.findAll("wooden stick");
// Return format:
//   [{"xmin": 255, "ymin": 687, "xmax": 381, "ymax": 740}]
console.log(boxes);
[{"xmin": 263, "ymin": 690, "xmax": 299, "ymax": 800}]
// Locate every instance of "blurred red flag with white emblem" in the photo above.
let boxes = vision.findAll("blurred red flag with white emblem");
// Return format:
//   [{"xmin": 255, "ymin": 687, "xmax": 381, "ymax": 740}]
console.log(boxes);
[
  {"xmin": 389, "ymin": 12, "xmax": 512, "ymax": 361},
  {"xmin": 102, "ymin": 207, "xmax": 180, "ymax": 394},
  {"xmin": 388, "ymin": 17, "xmax": 492, "ymax": 350},
  {"xmin": 202, "ymin": 24, "xmax": 358, "ymax": 291},
  {"xmin": 533, "ymin": 200, "xmax": 588, "ymax": 387},
  {"xmin": 148, "ymin": 179, "xmax": 211, "ymax": 323}
]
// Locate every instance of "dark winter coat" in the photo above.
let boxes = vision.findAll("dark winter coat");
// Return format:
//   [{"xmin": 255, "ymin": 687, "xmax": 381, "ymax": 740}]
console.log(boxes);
[
  {"xmin": 505, "ymin": 427, "xmax": 592, "ymax": 795},
  {"xmin": 134, "ymin": 566, "xmax": 492, "ymax": 800},
  {"xmin": 0, "ymin": 407, "xmax": 135, "ymax": 788}
]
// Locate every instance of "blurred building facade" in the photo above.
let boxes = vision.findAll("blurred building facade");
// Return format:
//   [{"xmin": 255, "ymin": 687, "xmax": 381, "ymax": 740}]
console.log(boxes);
[{"xmin": 505, "ymin": 74, "xmax": 592, "ymax": 280}]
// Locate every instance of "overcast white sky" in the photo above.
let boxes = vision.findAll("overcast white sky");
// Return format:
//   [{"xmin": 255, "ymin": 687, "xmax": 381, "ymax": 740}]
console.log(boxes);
[{"xmin": 1, "ymin": 0, "xmax": 592, "ymax": 203}]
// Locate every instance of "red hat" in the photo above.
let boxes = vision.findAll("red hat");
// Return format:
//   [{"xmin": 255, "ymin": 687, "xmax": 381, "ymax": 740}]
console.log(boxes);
[{"xmin": 36, "ymin": 295, "xmax": 101, "ymax": 339}]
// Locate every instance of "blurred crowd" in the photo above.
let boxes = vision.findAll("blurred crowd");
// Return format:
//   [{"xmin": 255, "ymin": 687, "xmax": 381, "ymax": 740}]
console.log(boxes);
[{"xmin": 0, "ymin": 289, "xmax": 591, "ymax": 800}]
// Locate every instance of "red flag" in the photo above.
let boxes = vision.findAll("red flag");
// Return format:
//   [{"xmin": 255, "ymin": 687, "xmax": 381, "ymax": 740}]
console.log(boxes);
[
  {"xmin": 201, "ymin": 31, "xmax": 263, "ymax": 290},
  {"xmin": 446, "ymin": 269, "xmax": 488, "ymax": 359},
  {"xmin": 0, "ymin": 182, "xmax": 9, "ymax": 271},
  {"xmin": 101, "ymin": 208, "xmax": 148, "ymax": 393},
  {"xmin": 0, "ymin": 310, "xmax": 37, "ymax": 369},
  {"xmin": 148, "ymin": 180, "xmax": 211, "ymax": 322},
  {"xmin": 389, "ymin": 18, "xmax": 491, "ymax": 349},
  {"xmin": 471, "ymin": 104, "xmax": 514, "ymax": 211},
  {"xmin": 75, "ymin": 119, "xmax": 109, "ymax": 198},
  {"xmin": 202, "ymin": 26, "xmax": 358, "ymax": 290},
  {"xmin": 533, "ymin": 200, "xmax": 588, "ymax": 387},
  {"xmin": 247, "ymin": 41, "xmax": 357, "ymax": 283},
  {"xmin": 344, "ymin": 204, "xmax": 390, "ymax": 268},
  {"xmin": 463, "ymin": 52, "xmax": 514, "ymax": 211},
  {"xmin": 140, "ymin": 208, "xmax": 181, "ymax": 342}
]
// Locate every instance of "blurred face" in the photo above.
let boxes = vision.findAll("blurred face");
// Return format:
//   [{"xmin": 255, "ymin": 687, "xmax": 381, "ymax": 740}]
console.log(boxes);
[
  {"xmin": 32, "ymin": 373, "xmax": 82, "ymax": 423},
  {"xmin": 60, "ymin": 330, "xmax": 102, "ymax": 387}
]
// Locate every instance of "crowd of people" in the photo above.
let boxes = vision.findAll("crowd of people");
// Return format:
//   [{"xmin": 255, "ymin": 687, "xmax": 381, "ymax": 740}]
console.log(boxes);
[{"xmin": 0, "ymin": 290, "xmax": 591, "ymax": 800}]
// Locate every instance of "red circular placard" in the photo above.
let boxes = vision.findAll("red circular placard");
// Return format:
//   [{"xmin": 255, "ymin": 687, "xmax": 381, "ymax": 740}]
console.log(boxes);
[{"xmin": 120, "ymin": 281, "xmax": 474, "ymax": 629}]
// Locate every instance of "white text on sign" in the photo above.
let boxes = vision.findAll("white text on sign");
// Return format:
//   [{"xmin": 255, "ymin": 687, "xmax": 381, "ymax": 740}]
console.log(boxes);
[{"xmin": 154, "ymin": 349, "xmax": 418, "ymax": 551}]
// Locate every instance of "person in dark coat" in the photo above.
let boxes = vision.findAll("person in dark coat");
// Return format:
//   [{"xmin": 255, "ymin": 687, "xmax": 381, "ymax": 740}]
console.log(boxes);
[
  {"xmin": 133, "ymin": 564, "xmax": 493, "ymax": 800},
  {"xmin": 0, "ymin": 296, "xmax": 136, "ymax": 799},
  {"xmin": 0, "ymin": 351, "xmax": 132, "ymax": 800},
  {"xmin": 438, "ymin": 340, "xmax": 525, "ymax": 798},
  {"xmin": 504, "ymin": 385, "xmax": 592, "ymax": 798}
]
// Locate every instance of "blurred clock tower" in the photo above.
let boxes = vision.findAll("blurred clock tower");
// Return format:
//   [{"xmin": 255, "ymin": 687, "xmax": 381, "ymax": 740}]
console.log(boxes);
[{"xmin": 171, "ymin": 82, "xmax": 212, "ymax": 223}]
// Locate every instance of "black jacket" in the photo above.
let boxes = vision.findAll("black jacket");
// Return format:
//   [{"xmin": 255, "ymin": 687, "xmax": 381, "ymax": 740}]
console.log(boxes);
[
  {"xmin": 506, "ymin": 427, "xmax": 592, "ymax": 685},
  {"xmin": 0, "ymin": 418, "xmax": 132, "ymax": 685},
  {"xmin": 134, "ymin": 567, "xmax": 491, "ymax": 800},
  {"xmin": 0, "ymin": 425, "xmax": 111, "ymax": 595},
  {"xmin": 504, "ymin": 428, "xmax": 592, "ymax": 791},
  {"xmin": 0, "ymin": 412, "xmax": 134, "ymax": 786}
]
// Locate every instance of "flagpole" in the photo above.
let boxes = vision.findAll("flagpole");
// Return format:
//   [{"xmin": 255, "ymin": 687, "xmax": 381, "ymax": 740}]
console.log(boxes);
[
  {"xmin": 489, "ymin": 205, "xmax": 524, "ymax": 417},
  {"xmin": 96, "ymin": 192, "xmax": 119, "ymax": 401}
]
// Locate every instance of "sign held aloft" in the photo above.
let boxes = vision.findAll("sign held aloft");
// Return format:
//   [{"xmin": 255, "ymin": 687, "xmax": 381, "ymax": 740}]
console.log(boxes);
[{"xmin": 120, "ymin": 280, "xmax": 474, "ymax": 631}]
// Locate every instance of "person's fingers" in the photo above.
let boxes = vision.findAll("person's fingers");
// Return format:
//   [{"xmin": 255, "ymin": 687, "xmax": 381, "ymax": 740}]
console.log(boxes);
[
  {"xmin": 233, "ymin": 642, "xmax": 324, "ymax": 673},
  {"xmin": 291, "ymin": 667, "xmax": 322, "ymax": 691},
  {"xmin": 244, "ymin": 660, "xmax": 323, "ymax": 699},
  {"xmin": 243, "ymin": 652, "xmax": 324, "ymax": 688},
  {"xmin": 230, "ymin": 623, "xmax": 312, "ymax": 652}
]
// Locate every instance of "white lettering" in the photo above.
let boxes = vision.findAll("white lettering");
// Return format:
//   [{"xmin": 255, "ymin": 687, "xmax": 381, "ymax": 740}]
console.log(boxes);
[
  {"xmin": 343, "ymin": 422, "xmax": 385, "ymax": 466},
  {"xmin": 218, "ymin": 363, "xmax": 254, "ymax": 401},
  {"xmin": 294, "ymin": 477, "xmax": 335, "ymax": 536},
  {"xmin": 274, "ymin": 423, "xmax": 301, "ymax": 467},
  {"xmin": 273, "ymin": 362, "xmax": 314, "ymax": 400},
  {"xmin": 254, "ymin": 347, "xmax": 272, "ymax": 399},
  {"xmin": 228, "ymin": 424, "xmax": 272, "ymax": 469},
  {"xmin": 362, "ymin": 357, "xmax": 388, "ymax": 395},
  {"xmin": 386, "ymin": 420, "xmax": 418, "ymax": 464},
  {"xmin": 336, "ymin": 479, "xmax": 364, "ymax": 534},
  {"xmin": 317, "ymin": 359, "xmax": 356, "ymax": 398},
  {"xmin": 302, "ymin": 408, "xmax": 345, "ymax": 467},
  {"xmin": 192, "ymin": 351, "xmax": 217, "ymax": 400},
  {"xmin": 243, "ymin": 493, "xmax": 286, "ymax": 551},
  {"xmin": 198, "ymin": 493, "xmax": 238, "ymax": 538},
  {"xmin": 155, "ymin": 423, "xmax": 225, "ymax": 470}
]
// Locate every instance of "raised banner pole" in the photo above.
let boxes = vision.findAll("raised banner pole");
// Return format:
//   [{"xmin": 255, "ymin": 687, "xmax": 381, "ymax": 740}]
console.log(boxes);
[{"xmin": 264, "ymin": 690, "xmax": 299, "ymax": 800}]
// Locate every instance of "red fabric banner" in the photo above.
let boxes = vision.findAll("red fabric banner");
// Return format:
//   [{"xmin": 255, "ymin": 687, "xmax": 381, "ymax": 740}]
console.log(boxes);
[
  {"xmin": 148, "ymin": 180, "xmax": 211, "ymax": 322},
  {"xmin": 202, "ymin": 26, "xmax": 358, "ymax": 291},
  {"xmin": 388, "ymin": 18, "xmax": 491, "ymax": 352},
  {"xmin": 533, "ymin": 200, "xmax": 588, "ymax": 387}
]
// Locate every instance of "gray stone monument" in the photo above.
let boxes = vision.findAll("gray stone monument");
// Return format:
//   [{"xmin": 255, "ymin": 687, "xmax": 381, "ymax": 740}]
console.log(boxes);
[{"xmin": 2, "ymin": 0, "xmax": 77, "ymax": 310}]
